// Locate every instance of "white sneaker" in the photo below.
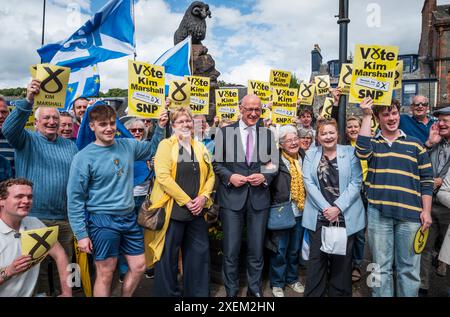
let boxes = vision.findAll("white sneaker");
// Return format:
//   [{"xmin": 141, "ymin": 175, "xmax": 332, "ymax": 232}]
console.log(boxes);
[
  {"xmin": 287, "ymin": 281, "xmax": 305, "ymax": 294},
  {"xmin": 272, "ymin": 287, "xmax": 285, "ymax": 297}
]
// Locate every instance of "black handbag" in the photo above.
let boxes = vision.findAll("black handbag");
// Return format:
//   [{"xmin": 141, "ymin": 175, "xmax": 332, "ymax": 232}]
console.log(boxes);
[{"xmin": 267, "ymin": 201, "xmax": 296, "ymax": 230}]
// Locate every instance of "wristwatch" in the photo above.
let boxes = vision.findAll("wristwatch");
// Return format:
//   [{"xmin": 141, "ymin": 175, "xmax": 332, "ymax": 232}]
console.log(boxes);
[{"xmin": 0, "ymin": 267, "xmax": 10, "ymax": 282}]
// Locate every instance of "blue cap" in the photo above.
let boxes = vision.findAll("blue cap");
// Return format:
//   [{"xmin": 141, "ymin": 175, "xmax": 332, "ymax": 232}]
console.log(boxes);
[{"xmin": 433, "ymin": 106, "xmax": 450, "ymax": 116}]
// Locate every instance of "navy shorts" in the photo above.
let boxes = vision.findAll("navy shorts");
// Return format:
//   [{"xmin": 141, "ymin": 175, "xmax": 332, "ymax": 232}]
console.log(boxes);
[{"xmin": 88, "ymin": 212, "xmax": 144, "ymax": 261}]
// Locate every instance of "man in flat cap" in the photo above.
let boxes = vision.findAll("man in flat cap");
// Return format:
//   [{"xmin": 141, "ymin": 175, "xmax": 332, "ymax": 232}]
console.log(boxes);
[{"xmin": 420, "ymin": 105, "xmax": 450, "ymax": 295}]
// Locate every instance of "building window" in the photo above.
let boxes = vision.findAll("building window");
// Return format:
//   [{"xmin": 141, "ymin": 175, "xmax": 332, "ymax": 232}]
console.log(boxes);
[{"xmin": 402, "ymin": 83, "xmax": 418, "ymax": 105}]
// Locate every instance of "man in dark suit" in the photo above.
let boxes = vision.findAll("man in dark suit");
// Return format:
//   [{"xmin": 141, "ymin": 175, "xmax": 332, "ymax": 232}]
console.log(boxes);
[{"xmin": 213, "ymin": 94, "xmax": 278, "ymax": 297}]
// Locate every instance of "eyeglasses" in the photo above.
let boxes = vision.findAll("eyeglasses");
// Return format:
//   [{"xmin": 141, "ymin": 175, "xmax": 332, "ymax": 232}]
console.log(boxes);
[
  {"xmin": 129, "ymin": 128, "xmax": 144, "ymax": 133},
  {"xmin": 174, "ymin": 119, "xmax": 193, "ymax": 125},
  {"xmin": 144, "ymin": 119, "xmax": 153, "ymax": 123},
  {"xmin": 412, "ymin": 102, "xmax": 428, "ymax": 107},
  {"xmin": 281, "ymin": 137, "xmax": 300, "ymax": 145},
  {"xmin": 242, "ymin": 107, "xmax": 262, "ymax": 114}
]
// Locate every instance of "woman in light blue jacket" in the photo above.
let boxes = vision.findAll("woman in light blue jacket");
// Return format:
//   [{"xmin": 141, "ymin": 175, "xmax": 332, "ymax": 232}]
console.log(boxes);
[{"xmin": 302, "ymin": 118, "xmax": 365, "ymax": 297}]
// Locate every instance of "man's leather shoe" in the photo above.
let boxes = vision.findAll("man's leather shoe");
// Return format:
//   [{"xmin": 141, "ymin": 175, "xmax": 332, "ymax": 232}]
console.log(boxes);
[{"xmin": 246, "ymin": 290, "xmax": 263, "ymax": 297}]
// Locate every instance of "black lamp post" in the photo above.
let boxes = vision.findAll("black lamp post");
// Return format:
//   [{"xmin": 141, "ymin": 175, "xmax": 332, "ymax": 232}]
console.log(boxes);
[{"xmin": 337, "ymin": 0, "xmax": 350, "ymax": 143}]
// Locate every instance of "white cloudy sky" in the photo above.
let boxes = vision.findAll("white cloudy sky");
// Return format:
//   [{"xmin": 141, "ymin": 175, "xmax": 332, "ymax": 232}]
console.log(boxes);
[{"xmin": 1, "ymin": 0, "xmax": 449, "ymax": 91}]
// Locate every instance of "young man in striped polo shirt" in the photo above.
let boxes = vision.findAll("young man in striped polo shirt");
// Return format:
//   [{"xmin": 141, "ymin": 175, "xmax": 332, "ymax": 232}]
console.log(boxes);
[{"xmin": 356, "ymin": 97, "xmax": 433, "ymax": 297}]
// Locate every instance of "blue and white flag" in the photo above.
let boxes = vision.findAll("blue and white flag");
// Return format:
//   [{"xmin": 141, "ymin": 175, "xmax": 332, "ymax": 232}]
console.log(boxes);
[
  {"xmin": 38, "ymin": 0, "xmax": 134, "ymax": 70},
  {"xmin": 154, "ymin": 36, "xmax": 192, "ymax": 96},
  {"xmin": 65, "ymin": 64, "xmax": 100, "ymax": 110}
]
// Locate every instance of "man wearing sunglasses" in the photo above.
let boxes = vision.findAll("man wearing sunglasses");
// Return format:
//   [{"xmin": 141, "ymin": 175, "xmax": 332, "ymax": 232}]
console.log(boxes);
[{"xmin": 399, "ymin": 95, "xmax": 436, "ymax": 144}]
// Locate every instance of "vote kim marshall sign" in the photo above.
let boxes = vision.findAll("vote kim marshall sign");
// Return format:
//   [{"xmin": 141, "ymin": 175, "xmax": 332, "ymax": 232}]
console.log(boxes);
[
  {"xmin": 128, "ymin": 60, "xmax": 165, "ymax": 119},
  {"xmin": 349, "ymin": 44, "xmax": 399, "ymax": 106}
]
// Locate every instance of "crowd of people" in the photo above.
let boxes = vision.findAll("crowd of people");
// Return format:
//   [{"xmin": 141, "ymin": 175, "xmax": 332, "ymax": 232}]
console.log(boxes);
[{"xmin": 0, "ymin": 79, "xmax": 449, "ymax": 298}]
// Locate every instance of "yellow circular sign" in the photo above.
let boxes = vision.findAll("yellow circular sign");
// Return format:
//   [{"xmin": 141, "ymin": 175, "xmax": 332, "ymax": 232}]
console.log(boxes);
[{"xmin": 414, "ymin": 228, "xmax": 429, "ymax": 254}]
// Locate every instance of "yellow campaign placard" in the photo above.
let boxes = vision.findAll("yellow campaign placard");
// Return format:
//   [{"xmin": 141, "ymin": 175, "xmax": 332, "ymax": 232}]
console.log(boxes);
[
  {"xmin": 298, "ymin": 83, "xmax": 316, "ymax": 106},
  {"xmin": 187, "ymin": 76, "xmax": 210, "ymax": 115},
  {"xmin": 321, "ymin": 97, "xmax": 334, "ymax": 119},
  {"xmin": 21, "ymin": 226, "xmax": 59, "ymax": 267},
  {"xmin": 128, "ymin": 60, "xmax": 165, "ymax": 119},
  {"xmin": 168, "ymin": 79, "xmax": 190, "ymax": 109},
  {"xmin": 216, "ymin": 89, "xmax": 239, "ymax": 121},
  {"xmin": 8, "ymin": 105, "xmax": 35, "ymax": 131},
  {"xmin": 338, "ymin": 63, "xmax": 353, "ymax": 95},
  {"xmin": 248, "ymin": 80, "xmax": 271, "ymax": 119},
  {"xmin": 394, "ymin": 60, "xmax": 403, "ymax": 90},
  {"xmin": 34, "ymin": 64, "xmax": 70, "ymax": 108},
  {"xmin": 29, "ymin": 64, "xmax": 39, "ymax": 78},
  {"xmin": 272, "ymin": 107, "xmax": 296, "ymax": 125},
  {"xmin": 272, "ymin": 87, "xmax": 297, "ymax": 125},
  {"xmin": 315, "ymin": 75, "xmax": 330, "ymax": 96},
  {"xmin": 349, "ymin": 44, "xmax": 399, "ymax": 105},
  {"xmin": 371, "ymin": 114, "xmax": 379, "ymax": 135},
  {"xmin": 270, "ymin": 69, "xmax": 292, "ymax": 88}
]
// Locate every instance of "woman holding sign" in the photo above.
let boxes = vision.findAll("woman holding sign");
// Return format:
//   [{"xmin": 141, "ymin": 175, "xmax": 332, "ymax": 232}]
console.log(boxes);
[
  {"xmin": 301, "ymin": 119, "xmax": 366, "ymax": 297},
  {"xmin": 145, "ymin": 107, "xmax": 215, "ymax": 297}
]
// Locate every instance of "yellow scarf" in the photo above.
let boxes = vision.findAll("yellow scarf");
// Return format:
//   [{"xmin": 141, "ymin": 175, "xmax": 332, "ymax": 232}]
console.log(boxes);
[{"xmin": 282, "ymin": 151, "xmax": 305, "ymax": 211}]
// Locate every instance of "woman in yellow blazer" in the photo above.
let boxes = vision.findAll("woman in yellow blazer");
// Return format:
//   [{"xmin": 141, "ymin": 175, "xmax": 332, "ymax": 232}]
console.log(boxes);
[{"xmin": 144, "ymin": 107, "xmax": 215, "ymax": 297}]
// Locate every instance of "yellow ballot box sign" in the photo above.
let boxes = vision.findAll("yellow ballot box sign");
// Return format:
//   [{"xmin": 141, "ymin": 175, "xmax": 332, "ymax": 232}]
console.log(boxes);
[
  {"xmin": 216, "ymin": 89, "xmax": 239, "ymax": 121},
  {"xmin": 272, "ymin": 87, "xmax": 297, "ymax": 125},
  {"xmin": 394, "ymin": 60, "xmax": 403, "ymax": 90},
  {"xmin": 187, "ymin": 76, "xmax": 210, "ymax": 115},
  {"xmin": 128, "ymin": 60, "xmax": 165, "ymax": 119},
  {"xmin": 168, "ymin": 79, "xmax": 190, "ymax": 109},
  {"xmin": 34, "ymin": 64, "xmax": 70, "ymax": 108},
  {"xmin": 315, "ymin": 75, "xmax": 331, "ymax": 96},
  {"xmin": 248, "ymin": 80, "xmax": 272, "ymax": 119},
  {"xmin": 371, "ymin": 114, "xmax": 379, "ymax": 135},
  {"xmin": 338, "ymin": 63, "xmax": 353, "ymax": 95},
  {"xmin": 349, "ymin": 44, "xmax": 399, "ymax": 105},
  {"xmin": 270, "ymin": 69, "xmax": 292, "ymax": 88},
  {"xmin": 272, "ymin": 107, "xmax": 296, "ymax": 125},
  {"xmin": 298, "ymin": 82, "xmax": 316, "ymax": 106},
  {"xmin": 21, "ymin": 226, "xmax": 59, "ymax": 266},
  {"xmin": 321, "ymin": 97, "xmax": 334, "ymax": 119},
  {"xmin": 414, "ymin": 228, "xmax": 429, "ymax": 254},
  {"xmin": 29, "ymin": 64, "xmax": 39, "ymax": 78}
]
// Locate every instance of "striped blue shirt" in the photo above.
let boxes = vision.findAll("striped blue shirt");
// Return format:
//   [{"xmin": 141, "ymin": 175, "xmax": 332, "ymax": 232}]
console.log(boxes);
[{"xmin": 355, "ymin": 130, "xmax": 433, "ymax": 222}]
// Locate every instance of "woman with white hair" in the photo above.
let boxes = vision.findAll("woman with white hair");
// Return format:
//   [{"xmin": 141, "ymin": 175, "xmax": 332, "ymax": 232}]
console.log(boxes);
[{"xmin": 267, "ymin": 124, "xmax": 306, "ymax": 297}]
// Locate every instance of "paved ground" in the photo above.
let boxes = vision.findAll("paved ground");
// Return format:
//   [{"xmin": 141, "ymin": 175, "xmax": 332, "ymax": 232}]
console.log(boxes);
[{"xmin": 104, "ymin": 236, "xmax": 449, "ymax": 297}]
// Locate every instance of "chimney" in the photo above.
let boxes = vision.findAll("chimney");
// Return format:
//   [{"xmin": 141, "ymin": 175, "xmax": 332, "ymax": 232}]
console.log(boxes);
[{"xmin": 311, "ymin": 44, "xmax": 323, "ymax": 73}]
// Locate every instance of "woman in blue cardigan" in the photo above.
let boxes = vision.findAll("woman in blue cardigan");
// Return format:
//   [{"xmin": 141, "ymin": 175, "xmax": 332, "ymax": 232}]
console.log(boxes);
[{"xmin": 302, "ymin": 118, "xmax": 366, "ymax": 297}]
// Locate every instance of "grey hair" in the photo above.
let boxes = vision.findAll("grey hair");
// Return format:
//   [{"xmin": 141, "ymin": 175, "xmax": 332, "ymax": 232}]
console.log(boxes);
[
  {"xmin": 34, "ymin": 107, "xmax": 60, "ymax": 120},
  {"xmin": 0, "ymin": 95, "xmax": 5, "ymax": 103},
  {"xmin": 278, "ymin": 125, "xmax": 299, "ymax": 143},
  {"xmin": 124, "ymin": 118, "xmax": 147, "ymax": 139}
]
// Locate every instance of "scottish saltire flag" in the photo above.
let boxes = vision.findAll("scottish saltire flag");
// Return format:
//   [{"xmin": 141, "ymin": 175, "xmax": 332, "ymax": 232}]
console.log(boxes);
[
  {"xmin": 76, "ymin": 101, "xmax": 151, "ymax": 186},
  {"xmin": 301, "ymin": 230, "xmax": 310, "ymax": 261},
  {"xmin": 38, "ymin": 0, "xmax": 134, "ymax": 70},
  {"xmin": 154, "ymin": 36, "xmax": 192, "ymax": 96},
  {"xmin": 65, "ymin": 65, "xmax": 100, "ymax": 110}
]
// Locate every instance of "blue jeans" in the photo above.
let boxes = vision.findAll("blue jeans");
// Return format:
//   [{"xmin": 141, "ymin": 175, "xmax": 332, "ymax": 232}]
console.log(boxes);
[
  {"xmin": 352, "ymin": 228, "xmax": 365, "ymax": 266},
  {"xmin": 269, "ymin": 216, "xmax": 304, "ymax": 288},
  {"xmin": 367, "ymin": 205, "xmax": 421, "ymax": 297},
  {"xmin": 119, "ymin": 195, "xmax": 146, "ymax": 275}
]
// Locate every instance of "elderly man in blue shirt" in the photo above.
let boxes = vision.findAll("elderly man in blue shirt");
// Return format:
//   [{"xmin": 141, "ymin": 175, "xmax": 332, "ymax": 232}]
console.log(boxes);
[{"xmin": 399, "ymin": 95, "xmax": 436, "ymax": 144}]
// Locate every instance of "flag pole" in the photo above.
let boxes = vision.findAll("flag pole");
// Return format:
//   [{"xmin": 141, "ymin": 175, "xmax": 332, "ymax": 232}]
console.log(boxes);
[
  {"xmin": 131, "ymin": 0, "xmax": 137, "ymax": 60},
  {"xmin": 41, "ymin": 0, "xmax": 46, "ymax": 46}
]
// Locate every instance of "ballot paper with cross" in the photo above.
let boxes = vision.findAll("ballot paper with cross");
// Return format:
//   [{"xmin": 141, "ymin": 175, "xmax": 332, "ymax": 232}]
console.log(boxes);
[{"xmin": 21, "ymin": 226, "xmax": 59, "ymax": 267}]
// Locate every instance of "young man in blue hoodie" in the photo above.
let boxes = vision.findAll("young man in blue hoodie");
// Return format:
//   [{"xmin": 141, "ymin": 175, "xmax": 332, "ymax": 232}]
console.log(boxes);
[{"xmin": 67, "ymin": 104, "xmax": 168, "ymax": 297}]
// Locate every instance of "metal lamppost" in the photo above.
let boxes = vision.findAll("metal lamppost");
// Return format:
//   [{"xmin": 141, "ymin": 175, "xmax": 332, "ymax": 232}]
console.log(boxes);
[{"xmin": 337, "ymin": 0, "xmax": 350, "ymax": 143}]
